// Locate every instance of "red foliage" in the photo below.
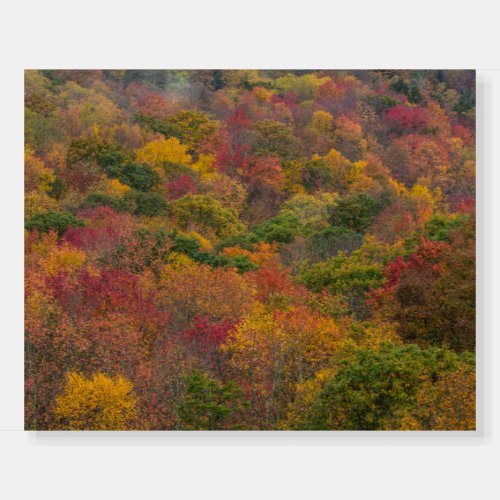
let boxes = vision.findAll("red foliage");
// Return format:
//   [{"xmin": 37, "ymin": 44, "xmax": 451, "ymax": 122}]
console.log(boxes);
[
  {"xmin": 384, "ymin": 105, "xmax": 430, "ymax": 133},
  {"xmin": 457, "ymin": 198, "xmax": 475, "ymax": 214},
  {"xmin": 215, "ymin": 129, "xmax": 254, "ymax": 174},
  {"xmin": 318, "ymin": 80, "xmax": 340, "ymax": 99},
  {"xmin": 182, "ymin": 316, "xmax": 237, "ymax": 350},
  {"xmin": 126, "ymin": 82, "xmax": 174, "ymax": 119},
  {"xmin": 244, "ymin": 156, "xmax": 285, "ymax": 190},
  {"xmin": 250, "ymin": 262, "xmax": 309, "ymax": 304},
  {"xmin": 452, "ymin": 124, "xmax": 474, "ymax": 147},
  {"xmin": 227, "ymin": 107, "xmax": 253, "ymax": 131},
  {"xmin": 63, "ymin": 225, "xmax": 117, "ymax": 254},
  {"xmin": 166, "ymin": 175, "xmax": 197, "ymax": 200},
  {"xmin": 368, "ymin": 238, "xmax": 448, "ymax": 306}
]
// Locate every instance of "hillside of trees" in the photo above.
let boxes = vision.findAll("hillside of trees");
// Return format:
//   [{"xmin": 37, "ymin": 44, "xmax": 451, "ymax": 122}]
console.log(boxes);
[{"xmin": 25, "ymin": 69, "xmax": 475, "ymax": 430}]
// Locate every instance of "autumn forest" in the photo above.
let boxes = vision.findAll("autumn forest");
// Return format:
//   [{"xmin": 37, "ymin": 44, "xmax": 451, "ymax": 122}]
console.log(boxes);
[{"xmin": 24, "ymin": 70, "xmax": 476, "ymax": 430}]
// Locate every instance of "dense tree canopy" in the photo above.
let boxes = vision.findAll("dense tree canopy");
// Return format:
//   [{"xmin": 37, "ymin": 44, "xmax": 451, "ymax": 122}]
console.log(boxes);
[{"xmin": 24, "ymin": 69, "xmax": 475, "ymax": 430}]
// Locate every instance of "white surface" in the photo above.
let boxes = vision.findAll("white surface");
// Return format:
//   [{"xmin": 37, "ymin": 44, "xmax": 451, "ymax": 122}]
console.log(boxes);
[{"xmin": 0, "ymin": 1, "xmax": 498, "ymax": 498}]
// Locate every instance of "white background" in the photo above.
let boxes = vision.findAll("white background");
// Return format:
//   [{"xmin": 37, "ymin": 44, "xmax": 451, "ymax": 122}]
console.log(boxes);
[{"xmin": 1, "ymin": 1, "xmax": 498, "ymax": 498}]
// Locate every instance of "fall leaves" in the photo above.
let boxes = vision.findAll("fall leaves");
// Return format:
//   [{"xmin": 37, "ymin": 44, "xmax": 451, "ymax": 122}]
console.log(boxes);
[
  {"xmin": 54, "ymin": 372, "xmax": 138, "ymax": 430},
  {"xmin": 24, "ymin": 70, "xmax": 475, "ymax": 430}
]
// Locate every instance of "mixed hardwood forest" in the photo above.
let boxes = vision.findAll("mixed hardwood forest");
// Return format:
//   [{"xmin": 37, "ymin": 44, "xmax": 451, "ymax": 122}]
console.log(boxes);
[{"xmin": 25, "ymin": 70, "xmax": 476, "ymax": 430}]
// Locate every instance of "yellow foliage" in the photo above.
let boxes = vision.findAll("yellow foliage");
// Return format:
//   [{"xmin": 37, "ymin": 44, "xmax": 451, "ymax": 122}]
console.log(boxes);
[
  {"xmin": 387, "ymin": 177, "xmax": 407, "ymax": 196},
  {"xmin": 26, "ymin": 230, "xmax": 59, "ymax": 258},
  {"xmin": 25, "ymin": 147, "xmax": 56, "ymax": 193},
  {"xmin": 25, "ymin": 191, "xmax": 58, "ymax": 220},
  {"xmin": 138, "ymin": 215, "xmax": 174, "ymax": 234},
  {"xmin": 221, "ymin": 304, "xmax": 346, "ymax": 426},
  {"xmin": 336, "ymin": 322, "xmax": 402, "ymax": 358},
  {"xmin": 400, "ymin": 366, "xmax": 475, "ymax": 430},
  {"xmin": 322, "ymin": 149, "xmax": 377, "ymax": 192},
  {"xmin": 463, "ymin": 160, "xmax": 475, "ymax": 178},
  {"xmin": 348, "ymin": 160, "xmax": 367, "ymax": 181},
  {"xmin": 136, "ymin": 137, "xmax": 192, "ymax": 170},
  {"xmin": 310, "ymin": 110, "xmax": 333, "ymax": 131},
  {"xmin": 283, "ymin": 368, "xmax": 336, "ymax": 429},
  {"xmin": 103, "ymin": 178, "xmax": 131, "ymax": 197},
  {"xmin": 187, "ymin": 230, "xmax": 214, "ymax": 252},
  {"xmin": 283, "ymin": 160, "xmax": 305, "ymax": 194},
  {"xmin": 167, "ymin": 252, "xmax": 196, "ymax": 266},
  {"xmin": 191, "ymin": 153, "xmax": 216, "ymax": 179},
  {"xmin": 222, "ymin": 304, "xmax": 344, "ymax": 386},
  {"xmin": 54, "ymin": 372, "xmax": 138, "ymax": 430},
  {"xmin": 406, "ymin": 179, "xmax": 442, "ymax": 224},
  {"xmin": 40, "ymin": 244, "xmax": 86, "ymax": 277},
  {"xmin": 253, "ymin": 86, "xmax": 273, "ymax": 102},
  {"xmin": 324, "ymin": 148, "xmax": 350, "ymax": 171}
]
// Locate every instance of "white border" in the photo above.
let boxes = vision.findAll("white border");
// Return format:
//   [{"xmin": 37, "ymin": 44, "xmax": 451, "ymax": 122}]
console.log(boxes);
[{"xmin": 1, "ymin": 1, "xmax": 499, "ymax": 498}]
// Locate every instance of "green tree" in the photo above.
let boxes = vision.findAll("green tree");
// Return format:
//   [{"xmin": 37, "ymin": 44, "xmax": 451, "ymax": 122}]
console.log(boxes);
[
  {"xmin": 25, "ymin": 210, "xmax": 84, "ymax": 236},
  {"xmin": 252, "ymin": 120, "xmax": 301, "ymax": 161},
  {"xmin": 81, "ymin": 191, "xmax": 136, "ymax": 213},
  {"xmin": 118, "ymin": 162, "xmax": 162, "ymax": 191},
  {"xmin": 178, "ymin": 370, "xmax": 247, "ymax": 430},
  {"xmin": 291, "ymin": 344, "xmax": 471, "ymax": 430},
  {"xmin": 66, "ymin": 139, "xmax": 130, "ymax": 177},
  {"xmin": 329, "ymin": 193, "xmax": 384, "ymax": 233},
  {"xmin": 172, "ymin": 194, "xmax": 243, "ymax": 237},
  {"xmin": 134, "ymin": 192, "xmax": 170, "ymax": 217},
  {"xmin": 253, "ymin": 213, "xmax": 301, "ymax": 244}
]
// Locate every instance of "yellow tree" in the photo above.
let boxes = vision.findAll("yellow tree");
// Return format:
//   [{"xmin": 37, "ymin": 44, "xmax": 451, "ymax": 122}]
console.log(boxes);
[
  {"xmin": 136, "ymin": 137, "xmax": 192, "ymax": 173},
  {"xmin": 400, "ymin": 364, "xmax": 476, "ymax": 430},
  {"xmin": 221, "ymin": 304, "xmax": 344, "ymax": 428},
  {"xmin": 54, "ymin": 372, "xmax": 138, "ymax": 430}
]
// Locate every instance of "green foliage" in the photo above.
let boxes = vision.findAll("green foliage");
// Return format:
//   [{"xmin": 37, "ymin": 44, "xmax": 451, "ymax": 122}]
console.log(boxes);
[
  {"xmin": 253, "ymin": 213, "xmax": 301, "ymax": 244},
  {"xmin": 300, "ymin": 237, "xmax": 399, "ymax": 318},
  {"xmin": 403, "ymin": 213, "xmax": 469, "ymax": 248},
  {"xmin": 25, "ymin": 210, "xmax": 84, "ymax": 236},
  {"xmin": 47, "ymin": 177, "xmax": 67, "ymax": 200},
  {"xmin": 178, "ymin": 370, "xmax": 247, "ymax": 430},
  {"xmin": 172, "ymin": 194, "xmax": 243, "ymax": 237},
  {"xmin": 454, "ymin": 93, "xmax": 475, "ymax": 114},
  {"xmin": 301, "ymin": 251, "xmax": 384, "ymax": 318},
  {"xmin": 273, "ymin": 73, "xmax": 329, "ymax": 101},
  {"xmin": 118, "ymin": 162, "xmax": 162, "ymax": 191},
  {"xmin": 252, "ymin": 120, "xmax": 301, "ymax": 160},
  {"xmin": 307, "ymin": 226, "xmax": 364, "ymax": 260},
  {"xmin": 302, "ymin": 157, "xmax": 334, "ymax": 191},
  {"xmin": 407, "ymin": 84, "xmax": 424, "ymax": 104},
  {"xmin": 217, "ymin": 232, "xmax": 260, "ymax": 252},
  {"xmin": 228, "ymin": 255, "xmax": 259, "ymax": 273},
  {"xmin": 280, "ymin": 192, "xmax": 338, "ymax": 236},
  {"xmin": 134, "ymin": 192, "xmax": 170, "ymax": 217},
  {"xmin": 295, "ymin": 344, "xmax": 471, "ymax": 430},
  {"xmin": 66, "ymin": 139, "xmax": 130, "ymax": 177},
  {"xmin": 170, "ymin": 232, "xmax": 258, "ymax": 273},
  {"xmin": 24, "ymin": 108, "xmax": 65, "ymax": 154},
  {"xmin": 390, "ymin": 77, "xmax": 424, "ymax": 104},
  {"xmin": 424, "ymin": 213, "xmax": 466, "ymax": 241},
  {"xmin": 364, "ymin": 94, "xmax": 399, "ymax": 114},
  {"xmin": 329, "ymin": 193, "xmax": 384, "ymax": 233},
  {"xmin": 81, "ymin": 191, "xmax": 137, "ymax": 213},
  {"xmin": 390, "ymin": 77, "xmax": 410, "ymax": 95},
  {"xmin": 136, "ymin": 111, "xmax": 219, "ymax": 151}
]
